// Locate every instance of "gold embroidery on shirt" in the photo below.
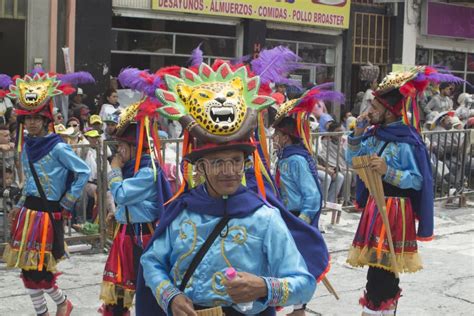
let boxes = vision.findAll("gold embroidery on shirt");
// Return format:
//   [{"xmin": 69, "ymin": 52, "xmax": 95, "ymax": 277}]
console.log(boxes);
[
  {"xmin": 174, "ymin": 219, "xmax": 197, "ymax": 287},
  {"xmin": 211, "ymin": 271, "xmax": 227, "ymax": 296}
]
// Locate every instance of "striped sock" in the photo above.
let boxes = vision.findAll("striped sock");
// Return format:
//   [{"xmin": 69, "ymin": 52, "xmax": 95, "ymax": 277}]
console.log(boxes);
[
  {"xmin": 27, "ymin": 289, "xmax": 48, "ymax": 315},
  {"xmin": 44, "ymin": 286, "xmax": 66, "ymax": 305}
]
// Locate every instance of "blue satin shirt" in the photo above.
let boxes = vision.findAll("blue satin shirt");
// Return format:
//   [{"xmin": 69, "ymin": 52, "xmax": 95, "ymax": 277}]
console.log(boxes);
[
  {"xmin": 108, "ymin": 166, "xmax": 164, "ymax": 224},
  {"xmin": 140, "ymin": 204, "xmax": 316, "ymax": 315},
  {"xmin": 16, "ymin": 142, "xmax": 90, "ymax": 211},
  {"xmin": 277, "ymin": 155, "xmax": 322, "ymax": 224},
  {"xmin": 346, "ymin": 121, "xmax": 423, "ymax": 190}
]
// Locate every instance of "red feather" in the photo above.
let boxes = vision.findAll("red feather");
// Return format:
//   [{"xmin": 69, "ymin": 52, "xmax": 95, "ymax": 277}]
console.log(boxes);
[
  {"xmin": 212, "ymin": 59, "xmax": 227, "ymax": 71},
  {"xmin": 258, "ymin": 83, "xmax": 272, "ymax": 96},
  {"xmin": 424, "ymin": 67, "xmax": 437, "ymax": 75},
  {"xmin": 136, "ymin": 99, "xmax": 160, "ymax": 121},
  {"xmin": 0, "ymin": 89, "xmax": 9, "ymax": 98},
  {"xmin": 12, "ymin": 75, "xmax": 20, "ymax": 81},
  {"xmin": 155, "ymin": 66, "xmax": 181, "ymax": 78},
  {"xmin": 139, "ymin": 71, "xmax": 155, "ymax": 84},
  {"xmin": 399, "ymin": 82, "xmax": 416, "ymax": 97},
  {"xmin": 412, "ymin": 79, "xmax": 429, "ymax": 94},
  {"xmin": 58, "ymin": 84, "xmax": 76, "ymax": 95}
]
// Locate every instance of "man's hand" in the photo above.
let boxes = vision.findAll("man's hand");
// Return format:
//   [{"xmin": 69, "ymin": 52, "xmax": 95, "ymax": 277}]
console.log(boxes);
[
  {"xmin": 354, "ymin": 113, "xmax": 370, "ymax": 136},
  {"xmin": 111, "ymin": 155, "xmax": 124, "ymax": 169},
  {"xmin": 369, "ymin": 155, "xmax": 388, "ymax": 175},
  {"xmin": 327, "ymin": 167, "xmax": 336, "ymax": 179},
  {"xmin": 225, "ymin": 272, "xmax": 267, "ymax": 303},
  {"xmin": 170, "ymin": 294, "xmax": 197, "ymax": 316},
  {"xmin": 8, "ymin": 207, "xmax": 20, "ymax": 225}
]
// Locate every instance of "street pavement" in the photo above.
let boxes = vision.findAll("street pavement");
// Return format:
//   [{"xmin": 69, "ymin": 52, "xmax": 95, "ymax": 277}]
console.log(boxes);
[{"xmin": 1, "ymin": 202, "xmax": 473, "ymax": 315}]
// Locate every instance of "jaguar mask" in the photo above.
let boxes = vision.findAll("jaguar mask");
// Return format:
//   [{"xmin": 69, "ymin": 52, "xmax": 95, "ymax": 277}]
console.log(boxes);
[
  {"xmin": 8, "ymin": 73, "xmax": 62, "ymax": 111},
  {"xmin": 156, "ymin": 63, "xmax": 274, "ymax": 144}
]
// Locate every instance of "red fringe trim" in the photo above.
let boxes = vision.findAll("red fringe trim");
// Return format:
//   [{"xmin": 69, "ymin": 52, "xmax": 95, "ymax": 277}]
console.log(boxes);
[
  {"xmin": 317, "ymin": 256, "xmax": 331, "ymax": 283},
  {"xmin": 417, "ymin": 235, "xmax": 434, "ymax": 242},
  {"xmin": 21, "ymin": 272, "xmax": 62, "ymax": 289},
  {"xmin": 359, "ymin": 290, "xmax": 402, "ymax": 311}
]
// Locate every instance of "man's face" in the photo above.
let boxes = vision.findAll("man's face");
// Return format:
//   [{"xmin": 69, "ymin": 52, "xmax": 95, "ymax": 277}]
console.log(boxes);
[
  {"xmin": 197, "ymin": 149, "xmax": 245, "ymax": 197},
  {"xmin": 0, "ymin": 130, "xmax": 10, "ymax": 144},
  {"xmin": 105, "ymin": 123, "xmax": 117, "ymax": 135},
  {"xmin": 92, "ymin": 123, "xmax": 102, "ymax": 131},
  {"xmin": 441, "ymin": 85, "xmax": 453, "ymax": 97},
  {"xmin": 54, "ymin": 113, "xmax": 63, "ymax": 125},
  {"xmin": 25, "ymin": 115, "xmax": 47, "ymax": 136},
  {"xmin": 117, "ymin": 141, "xmax": 133, "ymax": 163},
  {"xmin": 87, "ymin": 137, "xmax": 99, "ymax": 147},
  {"xmin": 368, "ymin": 99, "xmax": 387, "ymax": 125},
  {"xmin": 73, "ymin": 95, "xmax": 83, "ymax": 104},
  {"xmin": 272, "ymin": 129, "xmax": 288, "ymax": 153},
  {"xmin": 440, "ymin": 116, "xmax": 453, "ymax": 130}
]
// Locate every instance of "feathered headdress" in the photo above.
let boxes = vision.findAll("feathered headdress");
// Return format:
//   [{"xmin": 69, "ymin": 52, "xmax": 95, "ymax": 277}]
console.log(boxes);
[
  {"xmin": 2, "ymin": 67, "xmax": 95, "ymax": 151},
  {"xmin": 272, "ymin": 83, "xmax": 345, "ymax": 154},
  {"xmin": 117, "ymin": 70, "xmax": 165, "ymax": 179},
  {"xmin": 374, "ymin": 66, "xmax": 464, "ymax": 131}
]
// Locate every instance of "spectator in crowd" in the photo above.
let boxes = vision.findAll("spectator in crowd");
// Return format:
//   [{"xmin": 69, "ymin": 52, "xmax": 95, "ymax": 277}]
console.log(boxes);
[
  {"xmin": 89, "ymin": 115, "xmax": 104, "ymax": 135},
  {"xmin": 103, "ymin": 114, "xmax": 119, "ymax": 156},
  {"xmin": 424, "ymin": 82, "xmax": 454, "ymax": 114},
  {"xmin": 66, "ymin": 117, "xmax": 89, "ymax": 159},
  {"xmin": 78, "ymin": 106, "xmax": 91, "ymax": 130},
  {"xmin": 0, "ymin": 89, "xmax": 13, "ymax": 125},
  {"xmin": 318, "ymin": 113, "xmax": 335, "ymax": 133},
  {"xmin": 456, "ymin": 93, "xmax": 474, "ymax": 124},
  {"xmin": 69, "ymin": 87, "xmax": 88, "ymax": 117},
  {"xmin": 54, "ymin": 111, "xmax": 64, "ymax": 126},
  {"xmin": 429, "ymin": 111, "xmax": 465, "ymax": 190},
  {"xmin": 4, "ymin": 108, "xmax": 17, "ymax": 138},
  {"xmin": 0, "ymin": 125, "xmax": 20, "ymax": 183},
  {"xmin": 82, "ymin": 129, "xmax": 115, "ymax": 221},
  {"xmin": 99, "ymin": 88, "xmax": 120, "ymax": 120},
  {"xmin": 360, "ymin": 79, "xmax": 378, "ymax": 114},
  {"xmin": 317, "ymin": 121, "xmax": 346, "ymax": 203}
]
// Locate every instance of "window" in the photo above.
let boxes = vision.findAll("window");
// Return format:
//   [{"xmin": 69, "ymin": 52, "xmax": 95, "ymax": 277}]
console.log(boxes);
[
  {"xmin": 111, "ymin": 17, "xmax": 238, "ymax": 76},
  {"xmin": 266, "ymin": 39, "xmax": 336, "ymax": 87},
  {"xmin": 0, "ymin": 0, "xmax": 27, "ymax": 19},
  {"xmin": 352, "ymin": 12, "xmax": 390, "ymax": 65},
  {"xmin": 416, "ymin": 48, "xmax": 474, "ymax": 93}
]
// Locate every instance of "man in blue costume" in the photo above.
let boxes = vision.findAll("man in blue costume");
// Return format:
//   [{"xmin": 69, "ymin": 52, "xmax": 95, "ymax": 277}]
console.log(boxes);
[
  {"xmin": 345, "ymin": 67, "xmax": 460, "ymax": 315},
  {"xmin": 3, "ymin": 72, "xmax": 91, "ymax": 316},
  {"xmin": 99, "ymin": 101, "xmax": 172, "ymax": 316},
  {"xmin": 135, "ymin": 61, "xmax": 330, "ymax": 316},
  {"xmin": 271, "ymin": 84, "xmax": 343, "ymax": 315}
]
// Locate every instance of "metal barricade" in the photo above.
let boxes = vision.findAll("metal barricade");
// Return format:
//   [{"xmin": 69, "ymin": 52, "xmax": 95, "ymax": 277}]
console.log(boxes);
[{"xmin": 2, "ymin": 128, "xmax": 472, "ymax": 253}]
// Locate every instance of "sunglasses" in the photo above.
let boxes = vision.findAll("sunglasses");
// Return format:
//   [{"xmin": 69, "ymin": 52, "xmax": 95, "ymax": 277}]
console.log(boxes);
[{"xmin": 68, "ymin": 124, "xmax": 78, "ymax": 127}]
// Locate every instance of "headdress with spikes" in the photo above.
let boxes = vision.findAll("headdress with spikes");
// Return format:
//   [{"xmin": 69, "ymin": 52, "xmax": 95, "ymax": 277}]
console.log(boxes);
[
  {"xmin": 2, "ymin": 67, "xmax": 94, "ymax": 151},
  {"xmin": 272, "ymin": 83, "xmax": 345, "ymax": 154},
  {"xmin": 374, "ymin": 66, "xmax": 464, "ymax": 132}
]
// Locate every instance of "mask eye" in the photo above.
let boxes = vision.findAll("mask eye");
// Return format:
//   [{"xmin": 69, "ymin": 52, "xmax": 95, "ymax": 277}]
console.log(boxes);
[
  {"xmin": 199, "ymin": 93, "xmax": 209, "ymax": 98},
  {"xmin": 226, "ymin": 91, "xmax": 234, "ymax": 97}
]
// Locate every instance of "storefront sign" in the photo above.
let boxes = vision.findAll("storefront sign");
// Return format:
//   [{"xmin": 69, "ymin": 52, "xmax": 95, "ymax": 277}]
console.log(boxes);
[
  {"xmin": 424, "ymin": 1, "xmax": 474, "ymax": 40},
  {"xmin": 152, "ymin": 0, "xmax": 351, "ymax": 29}
]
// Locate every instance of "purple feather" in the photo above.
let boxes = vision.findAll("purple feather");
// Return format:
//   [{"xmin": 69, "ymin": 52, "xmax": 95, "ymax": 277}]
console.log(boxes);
[
  {"xmin": 0, "ymin": 74, "xmax": 12, "ymax": 89},
  {"xmin": 30, "ymin": 66, "xmax": 45, "ymax": 75},
  {"xmin": 231, "ymin": 54, "xmax": 251, "ymax": 65},
  {"xmin": 251, "ymin": 46, "xmax": 302, "ymax": 86},
  {"xmin": 189, "ymin": 43, "xmax": 203, "ymax": 67},
  {"xmin": 424, "ymin": 72, "xmax": 465, "ymax": 84},
  {"xmin": 58, "ymin": 72, "xmax": 95, "ymax": 85},
  {"xmin": 312, "ymin": 90, "xmax": 346, "ymax": 104},
  {"xmin": 118, "ymin": 68, "xmax": 161, "ymax": 98}
]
